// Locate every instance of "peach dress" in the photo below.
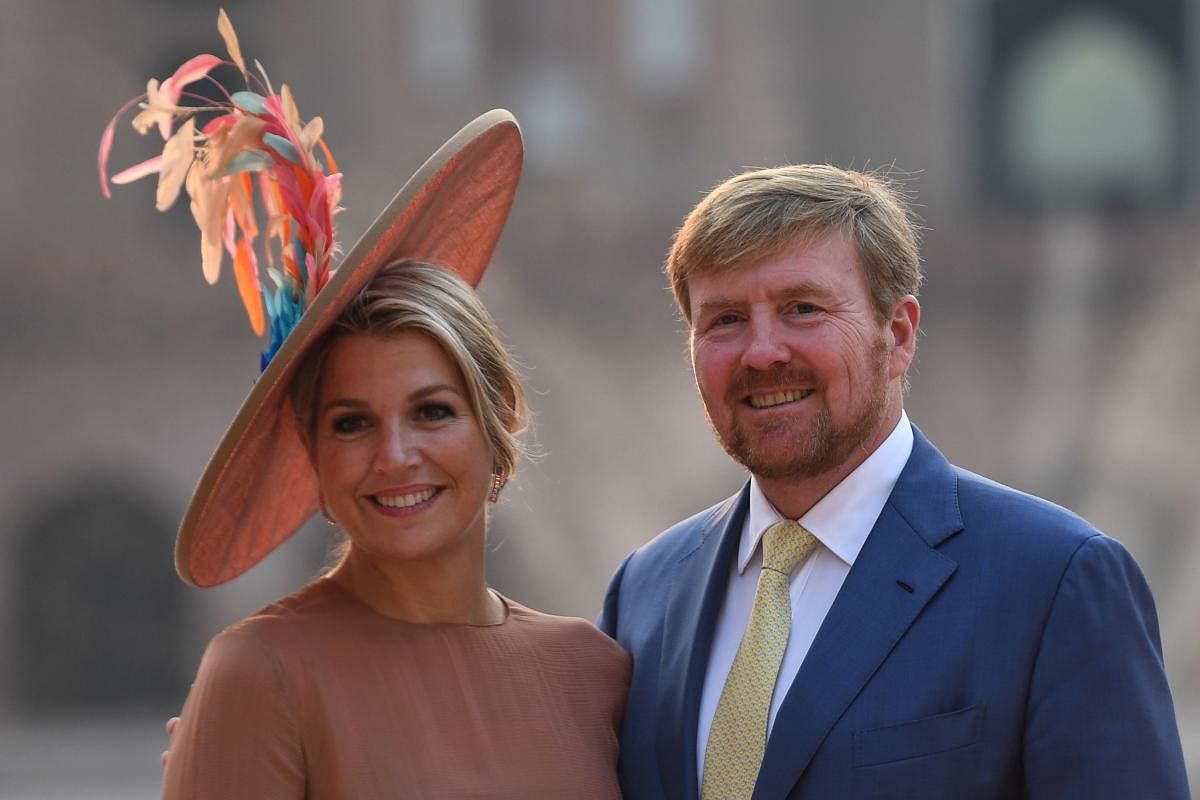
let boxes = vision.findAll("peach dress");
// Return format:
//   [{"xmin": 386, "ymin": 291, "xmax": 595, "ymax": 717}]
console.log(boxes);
[{"xmin": 162, "ymin": 577, "xmax": 629, "ymax": 799}]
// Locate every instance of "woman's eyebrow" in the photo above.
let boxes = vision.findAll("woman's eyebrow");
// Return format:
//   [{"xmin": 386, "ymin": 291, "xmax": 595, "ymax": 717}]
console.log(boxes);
[
  {"xmin": 408, "ymin": 384, "xmax": 463, "ymax": 402},
  {"xmin": 320, "ymin": 397, "xmax": 369, "ymax": 412}
]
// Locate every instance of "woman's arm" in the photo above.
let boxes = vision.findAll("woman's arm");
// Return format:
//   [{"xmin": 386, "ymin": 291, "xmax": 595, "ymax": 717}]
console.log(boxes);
[{"xmin": 162, "ymin": 628, "xmax": 304, "ymax": 799}]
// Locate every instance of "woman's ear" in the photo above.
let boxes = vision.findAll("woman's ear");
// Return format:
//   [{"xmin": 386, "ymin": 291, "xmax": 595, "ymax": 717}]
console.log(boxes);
[{"xmin": 505, "ymin": 389, "xmax": 518, "ymax": 432}]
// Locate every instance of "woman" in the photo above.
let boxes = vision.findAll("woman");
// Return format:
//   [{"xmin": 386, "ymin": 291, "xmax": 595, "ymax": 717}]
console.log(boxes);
[
  {"xmin": 162, "ymin": 260, "xmax": 629, "ymax": 798},
  {"xmin": 100, "ymin": 13, "xmax": 627, "ymax": 798}
]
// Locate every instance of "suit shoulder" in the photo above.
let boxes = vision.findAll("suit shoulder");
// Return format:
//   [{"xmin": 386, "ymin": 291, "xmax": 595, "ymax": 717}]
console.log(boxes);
[
  {"xmin": 600, "ymin": 492, "xmax": 741, "ymax": 618},
  {"xmin": 951, "ymin": 465, "xmax": 1104, "ymax": 553},
  {"xmin": 626, "ymin": 493, "xmax": 739, "ymax": 573},
  {"xmin": 954, "ymin": 466, "xmax": 1092, "ymax": 527}
]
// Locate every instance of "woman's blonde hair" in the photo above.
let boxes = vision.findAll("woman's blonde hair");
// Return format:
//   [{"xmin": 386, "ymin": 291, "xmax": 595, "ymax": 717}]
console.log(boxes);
[{"xmin": 289, "ymin": 259, "xmax": 529, "ymax": 482}]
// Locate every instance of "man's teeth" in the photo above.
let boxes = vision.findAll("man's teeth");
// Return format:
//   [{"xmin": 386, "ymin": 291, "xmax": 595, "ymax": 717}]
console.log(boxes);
[
  {"xmin": 749, "ymin": 390, "xmax": 809, "ymax": 409},
  {"xmin": 375, "ymin": 488, "xmax": 436, "ymax": 508}
]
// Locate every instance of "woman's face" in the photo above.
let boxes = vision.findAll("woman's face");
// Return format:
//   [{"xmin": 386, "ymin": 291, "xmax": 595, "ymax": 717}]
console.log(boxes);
[{"xmin": 313, "ymin": 331, "xmax": 494, "ymax": 566}]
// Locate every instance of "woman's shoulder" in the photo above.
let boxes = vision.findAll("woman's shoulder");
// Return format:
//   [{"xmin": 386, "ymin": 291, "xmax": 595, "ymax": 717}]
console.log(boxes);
[
  {"xmin": 212, "ymin": 578, "xmax": 348, "ymax": 655},
  {"xmin": 500, "ymin": 599, "xmax": 631, "ymax": 717},
  {"xmin": 503, "ymin": 597, "xmax": 630, "ymax": 667}
]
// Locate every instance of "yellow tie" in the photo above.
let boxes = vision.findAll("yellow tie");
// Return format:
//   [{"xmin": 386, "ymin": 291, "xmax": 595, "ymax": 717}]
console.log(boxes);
[{"xmin": 701, "ymin": 520, "xmax": 818, "ymax": 800}]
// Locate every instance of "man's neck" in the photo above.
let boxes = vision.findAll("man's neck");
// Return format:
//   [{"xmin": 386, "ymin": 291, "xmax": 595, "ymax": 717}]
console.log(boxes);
[{"xmin": 757, "ymin": 406, "xmax": 904, "ymax": 520}]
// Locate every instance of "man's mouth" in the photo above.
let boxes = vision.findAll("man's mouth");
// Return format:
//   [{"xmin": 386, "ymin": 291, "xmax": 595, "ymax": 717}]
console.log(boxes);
[
  {"xmin": 747, "ymin": 389, "xmax": 813, "ymax": 409},
  {"xmin": 372, "ymin": 488, "xmax": 438, "ymax": 509}
]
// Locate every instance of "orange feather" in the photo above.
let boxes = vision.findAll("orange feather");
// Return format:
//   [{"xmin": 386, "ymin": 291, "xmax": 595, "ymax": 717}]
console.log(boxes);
[
  {"xmin": 317, "ymin": 137, "xmax": 339, "ymax": 174},
  {"xmin": 234, "ymin": 238, "xmax": 265, "ymax": 335}
]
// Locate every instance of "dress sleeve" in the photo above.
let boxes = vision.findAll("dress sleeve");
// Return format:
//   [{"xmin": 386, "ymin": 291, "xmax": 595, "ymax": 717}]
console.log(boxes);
[
  {"xmin": 1022, "ymin": 534, "xmax": 1191, "ymax": 799},
  {"xmin": 162, "ymin": 627, "xmax": 305, "ymax": 799}
]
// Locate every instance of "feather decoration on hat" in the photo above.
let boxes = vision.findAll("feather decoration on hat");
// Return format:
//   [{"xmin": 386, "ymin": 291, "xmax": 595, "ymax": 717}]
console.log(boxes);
[{"xmin": 99, "ymin": 8, "xmax": 342, "ymax": 369}]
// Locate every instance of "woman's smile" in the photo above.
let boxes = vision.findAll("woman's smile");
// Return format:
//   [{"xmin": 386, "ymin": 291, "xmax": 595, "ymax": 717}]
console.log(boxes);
[
  {"xmin": 314, "ymin": 331, "xmax": 494, "ymax": 565},
  {"xmin": 370, "ymin": 486, "xmax": 439, "ymax": 511}
]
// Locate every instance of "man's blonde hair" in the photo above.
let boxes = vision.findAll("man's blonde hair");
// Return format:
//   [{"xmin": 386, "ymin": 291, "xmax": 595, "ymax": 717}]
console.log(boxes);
[{"xmin": 666, "ymin": 165, "xmax": 922, "ymax": 322}]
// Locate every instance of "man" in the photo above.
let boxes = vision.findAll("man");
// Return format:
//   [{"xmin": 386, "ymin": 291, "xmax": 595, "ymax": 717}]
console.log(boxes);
[{"xmin": 598, "ymin": 165, "xmax": 1190, "ymax": 799}]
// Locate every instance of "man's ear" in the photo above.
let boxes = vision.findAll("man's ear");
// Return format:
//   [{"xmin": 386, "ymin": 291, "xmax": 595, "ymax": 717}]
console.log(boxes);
[{"xmin": 887, "ymin": 295, "xmax": 920, "ymax": 380}]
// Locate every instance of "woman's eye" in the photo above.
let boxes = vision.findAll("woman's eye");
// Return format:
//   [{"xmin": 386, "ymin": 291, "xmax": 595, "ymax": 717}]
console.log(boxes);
[
  {"xmin": 417, "ymin": 403, "xmax": 456, "ymax": 423},
  {"xmin": 331, "ymin": 414, "xmax": 370, "ymax": 435}
]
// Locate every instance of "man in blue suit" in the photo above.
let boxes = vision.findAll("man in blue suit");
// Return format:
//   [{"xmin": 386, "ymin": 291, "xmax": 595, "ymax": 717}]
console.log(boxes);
[{"xmin": 599, "ymin": 165, "xmax": 1190, "ymax": 799}]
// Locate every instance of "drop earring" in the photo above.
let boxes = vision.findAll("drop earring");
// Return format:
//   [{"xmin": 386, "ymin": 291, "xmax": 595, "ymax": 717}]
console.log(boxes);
[
  {"xmin": 319, "ymin": 494, "xmax": 337, "ymax": 527},
  {"xmin": 488, "ymin": 470, "xmax": 507, "ymax": 503}
]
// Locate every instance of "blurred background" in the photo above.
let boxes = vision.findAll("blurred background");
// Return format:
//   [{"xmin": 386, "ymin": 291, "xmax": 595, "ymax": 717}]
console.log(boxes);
[{"xmin": 2, "ymin": 0, "xmax": 1198, "ymax": 795}]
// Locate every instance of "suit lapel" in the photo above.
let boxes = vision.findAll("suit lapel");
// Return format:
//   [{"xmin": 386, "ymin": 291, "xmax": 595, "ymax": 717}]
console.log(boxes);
[
  {"xmin": 656, "ymin": 486, "xmax": 749, "ymax": 800},
  {"xmin": 754, "ymin": 427, "xmax": 964, "ymax": 800}
]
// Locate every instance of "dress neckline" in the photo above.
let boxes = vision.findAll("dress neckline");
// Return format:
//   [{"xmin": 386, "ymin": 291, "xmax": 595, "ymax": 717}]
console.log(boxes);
[{"xmin": 319, "ymin": 576, "xmax": 513, "ymax": 628}]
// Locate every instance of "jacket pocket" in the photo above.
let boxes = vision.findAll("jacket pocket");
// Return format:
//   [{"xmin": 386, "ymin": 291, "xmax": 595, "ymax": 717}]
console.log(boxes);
[{"xmin": 852, "ymin": 704, "xmax": 984, "ymax": 767}]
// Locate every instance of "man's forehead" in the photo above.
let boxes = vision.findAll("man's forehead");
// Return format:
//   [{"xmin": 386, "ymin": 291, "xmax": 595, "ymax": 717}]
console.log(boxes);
[{"xmin": 692, "ymin": 237, "xmax": 861, "ymax": 297}]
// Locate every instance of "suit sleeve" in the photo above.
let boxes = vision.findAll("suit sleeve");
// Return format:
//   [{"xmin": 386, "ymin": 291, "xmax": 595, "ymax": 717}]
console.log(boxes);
[
  {"xmin": 162, "ymin": 629, "xmax": 305, "ymax": 799},
  {"xmin": 1022, "ymin": 534, "xmax": 1190, "ymax": 799},
  {"xmin": 597, "ymin": 553, "xmax": 632, "ymax": 639}
]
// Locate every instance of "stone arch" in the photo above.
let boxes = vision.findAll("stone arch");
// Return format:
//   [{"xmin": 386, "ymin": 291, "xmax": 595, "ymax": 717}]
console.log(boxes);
[{"xmin": 14, "ymin": 473, "xmax": 188, "ymax": 712}]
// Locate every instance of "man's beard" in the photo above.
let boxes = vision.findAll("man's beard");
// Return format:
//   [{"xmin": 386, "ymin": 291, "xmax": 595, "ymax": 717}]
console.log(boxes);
[{"xmin": 710, "ymin": 341, "xmax": 892, "ymax": 481}]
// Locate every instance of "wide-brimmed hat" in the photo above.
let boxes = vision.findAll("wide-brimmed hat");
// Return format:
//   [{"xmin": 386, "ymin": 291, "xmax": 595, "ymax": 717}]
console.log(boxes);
[
  {"xmin": 99, "ymin": 12, "xmax": 522, "ymax": 586},
  {"xmin": 176, "ymin": 110, "xmax": 522, "ymax": 586}
]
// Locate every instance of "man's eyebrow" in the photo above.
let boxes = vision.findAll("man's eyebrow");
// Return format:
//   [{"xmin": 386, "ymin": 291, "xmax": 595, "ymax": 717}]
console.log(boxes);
[
  {"xmin": 771, "ymin": 280, "xmax": 837, "ymax": 300},
  {"xmin": 694, "ymin": 282, "xmax": 836, "ymax": 316},
  {"xmin": 694, "ymin": 296, "xmax": 739, "ymax": 317}
]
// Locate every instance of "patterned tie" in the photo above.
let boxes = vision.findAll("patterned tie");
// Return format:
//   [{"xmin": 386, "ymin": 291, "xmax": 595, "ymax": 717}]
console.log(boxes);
[{"xmin": 701, "ymin": 520, "xmax": 818, "ymax": 800}]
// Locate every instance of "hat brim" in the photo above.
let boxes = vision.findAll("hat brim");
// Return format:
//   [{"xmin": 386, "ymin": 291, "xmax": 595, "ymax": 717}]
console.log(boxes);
[{"xmin": 176, "ymin": 109, "xmax": 523, "ymax": 587}]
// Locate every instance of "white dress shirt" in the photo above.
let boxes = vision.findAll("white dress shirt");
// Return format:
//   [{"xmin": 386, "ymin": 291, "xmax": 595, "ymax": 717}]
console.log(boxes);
[{"xmin": 695, "ymin": 412, "xmax": 914, "ymax": 779}]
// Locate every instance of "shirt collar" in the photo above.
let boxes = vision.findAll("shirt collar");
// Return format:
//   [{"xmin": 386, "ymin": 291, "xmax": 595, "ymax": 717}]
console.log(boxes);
[{"xmin": 739, "ymin": 411, "xmax": 914, "ymax": 573}]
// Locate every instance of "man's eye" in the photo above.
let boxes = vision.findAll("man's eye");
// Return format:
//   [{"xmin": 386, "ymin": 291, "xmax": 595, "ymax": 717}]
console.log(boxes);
[
  {"xmin": 713, "ymin": 313, "xmax": 740, "ymax": 327},
  {"xmin": 332, "ymin": 415, "xmax": 369, "ymax": 435},
  {"xmin": 791, "ymin": 303, "xmax": 817, "ymax": 315},
  {"xmin": 417, "ymin": 403, "xmax": 455, "ymax": 422}
]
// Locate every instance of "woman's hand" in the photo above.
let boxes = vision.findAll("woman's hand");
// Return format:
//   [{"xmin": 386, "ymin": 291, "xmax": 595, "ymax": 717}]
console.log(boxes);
[{"xmin": 161, "ymin": 716, "xmax": 179, "ymax": 769}]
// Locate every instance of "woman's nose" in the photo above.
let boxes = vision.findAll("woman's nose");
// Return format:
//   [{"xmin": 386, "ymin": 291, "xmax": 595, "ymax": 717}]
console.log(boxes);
[{"xmin": 372, "ymin": 426, "xmax": 419, "ymax": 473}]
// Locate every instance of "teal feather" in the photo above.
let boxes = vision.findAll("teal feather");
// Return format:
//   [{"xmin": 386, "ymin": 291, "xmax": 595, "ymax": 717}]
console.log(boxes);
[
  {"xmin": 263, "ymin": 133, "xmax": 301, "ymax": 165},
  {"xmin": 213, "ymin": 149, "xmax": 272, "ymax": 178},
  {"xmin": 231, "ymin": 91, "xmax": 267, "ymax": 114}
]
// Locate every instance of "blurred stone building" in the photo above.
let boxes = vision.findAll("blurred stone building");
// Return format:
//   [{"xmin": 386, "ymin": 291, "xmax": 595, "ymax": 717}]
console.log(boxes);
[{"xmin": 1, "ymin": 0, "xmax": 1196, "ymax": 794}]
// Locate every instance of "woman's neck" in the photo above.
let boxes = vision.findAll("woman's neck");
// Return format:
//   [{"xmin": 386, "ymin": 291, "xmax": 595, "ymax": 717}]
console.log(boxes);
[{"xmin": 328, "ymin": 548, "xmax": 505, "ymax": 625}]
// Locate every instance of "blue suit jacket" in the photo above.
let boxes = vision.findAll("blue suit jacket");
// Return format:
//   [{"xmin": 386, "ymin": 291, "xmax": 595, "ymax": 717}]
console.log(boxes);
[{"xmin": 599, "ymin": 427, "xmax": 1189, "ymax": 799}]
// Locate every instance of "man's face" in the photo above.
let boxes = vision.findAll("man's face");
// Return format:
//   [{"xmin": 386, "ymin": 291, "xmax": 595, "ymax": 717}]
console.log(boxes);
[{"xmin": 688, "ymin": 231, "xmax": 917, "ymax": 484}]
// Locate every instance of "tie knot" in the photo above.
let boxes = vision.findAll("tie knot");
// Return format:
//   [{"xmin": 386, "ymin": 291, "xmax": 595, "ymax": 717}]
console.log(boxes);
[{"xmin": 761, "ymin": 520, "xmax": 817, "ymax": 575}]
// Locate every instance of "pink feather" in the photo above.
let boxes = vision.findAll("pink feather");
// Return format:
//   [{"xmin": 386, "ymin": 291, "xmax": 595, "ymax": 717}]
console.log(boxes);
[
  {"xmin": 98, "ymin": 116, "xmax": 118, "ymax": 198},
  {"xmin": 99, "ymin": 10, "xmax": 343, "ymax": 348},
  {"xmin": 111, "ymin": 154, "xmax": 163, "ymax": 185},
  {"xmin": 160, "ymin": 54, "xmax": 223, "ymax": 105},
  {"xmin": 262, "ymin": 95, "xmax": 309, "ymax": 163}
]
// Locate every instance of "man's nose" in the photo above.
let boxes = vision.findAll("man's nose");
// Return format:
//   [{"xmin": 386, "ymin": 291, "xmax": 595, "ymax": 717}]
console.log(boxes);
[{"xmin": 740, "ymin": 316, "xmax": 790, "ymax": 371}]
